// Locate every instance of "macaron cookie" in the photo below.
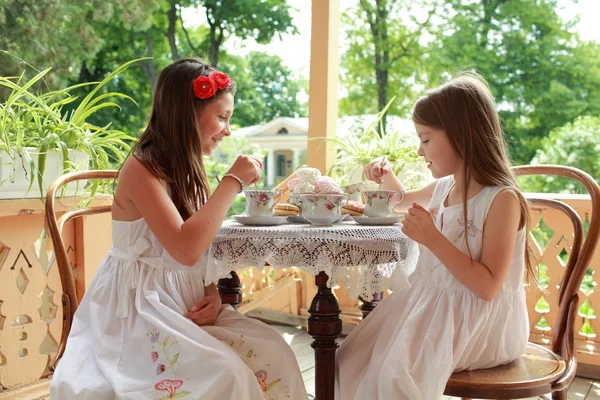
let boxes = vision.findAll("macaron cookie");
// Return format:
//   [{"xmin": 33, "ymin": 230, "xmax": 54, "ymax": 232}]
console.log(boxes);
[
  {"xmin": 341, "ymin": 200, "xmax": 365, "ymax": 216},
  {"xmin": 273, "ymin": 203, "xmax": 300, "ymax": 216}
]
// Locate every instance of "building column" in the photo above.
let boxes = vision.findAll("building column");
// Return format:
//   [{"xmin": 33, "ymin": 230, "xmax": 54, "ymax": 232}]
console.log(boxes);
[
  {"xmin": 307, "ymin": 0, "xmax": 340, "ymax": 174},
  {"xmin": 292, "ymin": 148, "xmax": 300, "ymax": 171},
  {"xmin": 267, "ymin": 149, "xmax": 276, "ymax": 187}
]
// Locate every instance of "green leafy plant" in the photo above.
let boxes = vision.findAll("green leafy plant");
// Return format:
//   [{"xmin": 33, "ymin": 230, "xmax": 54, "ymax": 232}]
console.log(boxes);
[
  {"xmin": 315, "ymin": 98, "xmax": 428, "ymax": 189},
  {"xmin": 0, "ymin": 53, "xmax": 146, "ymax": 198}
]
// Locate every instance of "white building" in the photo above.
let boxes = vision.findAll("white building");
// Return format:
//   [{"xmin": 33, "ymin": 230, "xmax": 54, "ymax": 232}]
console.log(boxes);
[{"xmin": 233, "ymin": 115, "xmax": 416, "ymax": 186}]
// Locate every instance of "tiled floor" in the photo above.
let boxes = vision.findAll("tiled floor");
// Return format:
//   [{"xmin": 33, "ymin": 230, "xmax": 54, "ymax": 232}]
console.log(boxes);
[{"xmin": 271, "ymin": 324, "xmax": 600, "ymax": 399}]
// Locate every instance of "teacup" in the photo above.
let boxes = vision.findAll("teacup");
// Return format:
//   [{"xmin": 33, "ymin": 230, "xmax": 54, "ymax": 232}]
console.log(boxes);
[
  {"xmin": 288, "ymin": 192, "xmax": 304, "ymax": 216},
  {"xmin": 363, "ymin": 190, "xmax": 405, "ymax": 218},
  {"xmin": 244, "ymin": 189, "xmax": 282, "ymax": 217},
  {"xmin": 341, "ymin": 182, "xmax": 368, "ymax": 202},
  {"xmin": 299, "ymin": 193, "xmax": 347, "ymax": 225}
]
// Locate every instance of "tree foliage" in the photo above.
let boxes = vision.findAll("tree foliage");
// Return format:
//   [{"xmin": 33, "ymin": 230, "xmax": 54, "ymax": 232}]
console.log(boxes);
[
  {"xmin": 339, "ymin": 0, "xmax": 438, "ymax": 127},
  {"xmin": 1, "ymin": 0, "xmax": 306, "ymax": 137},
  {"xmin": 340, "ymin": 0, "xmax": 600, "ymax": 167},
  {"xmin": 520, "ymin": 116, "xmax": 600, "ymax": 194},
  {"xmin": 222, "ymin": 51, "xmax": 306, "ymax": 127},
  {"xmin": 194, "ymin": 0, "xmax": 297, "ymax": 67},
  {"xmin": 0, "ymin": 0, "xmax": 158, "ymax": 86},
  {"xmin": 427, "ymin": 0, "xmax": 600, "ymax": 164}
]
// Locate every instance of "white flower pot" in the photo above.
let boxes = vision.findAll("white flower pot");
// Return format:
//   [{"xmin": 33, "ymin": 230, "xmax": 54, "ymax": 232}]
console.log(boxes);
[{"xmin": 0, "ymin": 147, "xmax": 90, "ymax": 199}]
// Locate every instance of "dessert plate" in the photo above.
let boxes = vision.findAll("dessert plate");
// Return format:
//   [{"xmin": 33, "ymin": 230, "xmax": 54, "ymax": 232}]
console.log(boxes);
[
  {"xmin": 352, "ymin": 215, "xmax": 403, "ymax": 226},
  {"xmin": 232, "ymin": 215, "xmax": 288, "ymax": 226}
]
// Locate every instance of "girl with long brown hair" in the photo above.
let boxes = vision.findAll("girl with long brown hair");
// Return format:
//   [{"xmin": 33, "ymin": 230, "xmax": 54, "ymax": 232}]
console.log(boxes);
[
  {"xmin": 336, "ymin": 72, "xmax": 531, "ymax": 399},
  {"xmin": 51, "ymin": 58, "xmax": 307, "ymax": 400}
]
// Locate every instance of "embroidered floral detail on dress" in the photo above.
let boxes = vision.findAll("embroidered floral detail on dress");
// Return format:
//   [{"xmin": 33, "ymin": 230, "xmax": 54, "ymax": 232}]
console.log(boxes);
[
  {"xmin": 154, "ymin": 379, "xmax": 188, "ymax": 399},
  {"xmin": 429, "ymin": 209, "xmax": 482, "ymax": 273},
  {"xmin": 429, "ymin": 205, "xmax": 440, "ymax": 224},
  {"xmin": 216, "ymin": 334, "xmax": 290, "ymax": 400},
  {"xmin": 147, "ymin": 329, "xmax": 190, "ymax": 399},
  {"xmin": 457, "ymin": 212, "xmax": 482, "ymax": 239}
]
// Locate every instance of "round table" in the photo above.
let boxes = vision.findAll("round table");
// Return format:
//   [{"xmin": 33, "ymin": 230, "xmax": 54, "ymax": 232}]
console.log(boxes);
[{"xmin": 206, "ymin": 220, "xmax": 419, "ymax": 400}]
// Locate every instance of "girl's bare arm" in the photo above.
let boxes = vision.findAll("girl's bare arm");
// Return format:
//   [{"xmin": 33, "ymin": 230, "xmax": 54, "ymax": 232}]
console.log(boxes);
[{"xmin": 115, "ymin": 157, "xmax": 252, "ymax": 266}]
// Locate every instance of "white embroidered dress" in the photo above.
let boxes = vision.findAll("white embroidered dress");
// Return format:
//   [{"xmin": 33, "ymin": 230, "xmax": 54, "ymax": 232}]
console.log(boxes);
[
  {"xmin": 50, "ymin": 218, "xmax": 307, "ymax": 400},
  {"xmin": 335, "ymin": 176, "xmax": 529, "ymax": 400}
]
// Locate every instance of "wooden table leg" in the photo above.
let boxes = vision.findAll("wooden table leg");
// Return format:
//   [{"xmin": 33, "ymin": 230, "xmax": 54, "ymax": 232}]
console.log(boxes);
[
  {"xmin": 307, "ymin": 272, "xmax": 342, "ymax": 400},
  {"xmin": 217, "ymin": 271, "xmax": 242, "ymax": 308},
  {"xmin": 358, "ymin": 292, "xmax": 383, "ymax": 320}
]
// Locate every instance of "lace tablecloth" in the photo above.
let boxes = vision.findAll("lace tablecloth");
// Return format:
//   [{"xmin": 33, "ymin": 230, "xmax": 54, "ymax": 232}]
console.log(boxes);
[{"xmin": 205, "ymin": 220, "xmax": 420, "ymax": 301}]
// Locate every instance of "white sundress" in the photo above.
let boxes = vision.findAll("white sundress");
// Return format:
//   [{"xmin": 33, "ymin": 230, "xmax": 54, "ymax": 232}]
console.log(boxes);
[
  {"xmin": 50, "ymin": 217, "xmax": 307, "ymax": 400},
  {"xmin": 335, "ymin": 176, "xmax": 529, "ymax": 400}
]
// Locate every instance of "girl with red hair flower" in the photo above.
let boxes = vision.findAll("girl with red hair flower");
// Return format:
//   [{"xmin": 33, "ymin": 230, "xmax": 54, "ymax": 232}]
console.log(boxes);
[{"xmin": 50, "ymin": 58, "xmax": 307, "ymax": 400}]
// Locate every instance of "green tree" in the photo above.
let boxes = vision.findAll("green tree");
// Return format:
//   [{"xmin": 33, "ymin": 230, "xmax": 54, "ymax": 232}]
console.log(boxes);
[
  {"xmin": 69, "ymin": 12, "xmax": 173, "ymax": 136},
  {"xmin": 339, "ymin": 0, "xmax": 439, "ymax": 131},
  {"xmin": 2, "ymin": 0, "xmax": 303, "ymax": 135},
  {"xmin": 0, "ymin": 0, "xmax": 159, "ymax": 88},
  {"xmin": 427, "ymin": 0, "xmax": 600, "ymax": 164},
  {"xmin": 222, "ymin": 51, "xmax": 307, "ymax": 127},
  {"xmin": 520, "ymin": 116, "xmax": 600, "ymax": 194},
  {"xmin": 167, "ymin": 0, "xmax": 296, "ymax": 67}
]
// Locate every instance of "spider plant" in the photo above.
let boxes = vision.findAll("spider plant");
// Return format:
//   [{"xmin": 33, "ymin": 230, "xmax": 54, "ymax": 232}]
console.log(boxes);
[
  {"xmin": 312, "ymin": 97, "xmax": 428, "ymax": 189},
  {"xmin": 0, "ymin": 55, "xmax": 146, "ymax": 199}
]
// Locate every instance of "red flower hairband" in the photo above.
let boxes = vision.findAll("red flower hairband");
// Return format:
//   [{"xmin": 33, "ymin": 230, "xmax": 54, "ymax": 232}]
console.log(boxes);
[{"xmin": 193, "ymin": 71, "xmax": 231, "ymax": 99}]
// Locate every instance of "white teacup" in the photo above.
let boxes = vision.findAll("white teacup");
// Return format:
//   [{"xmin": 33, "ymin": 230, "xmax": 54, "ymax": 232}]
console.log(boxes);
[
  {"xmin": 244, "ymin": 189, "xmax": 282, "ymax": 217},
  {"xmin": 299, "ymin": 193, "xmax": 347, "ymax": 225},
  {"xmin": 363, "ymin": 190, "xmax": 405, "ymax": 218},
  {"xmin": 288, "ymin": 192, "xmax": 304, "ymax": 216},
  {"xmin": 341, "ymin": 182, "xmax": 368, "ymax": 202}
]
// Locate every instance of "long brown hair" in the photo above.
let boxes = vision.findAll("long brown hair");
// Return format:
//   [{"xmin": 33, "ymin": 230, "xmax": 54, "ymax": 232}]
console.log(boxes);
[
  {"xmin": 128, "ymin": 58, "xmax": 236, "ymax": 220},
  {"xmin": 412, "ymin": 72, "xmax": 537, "ymax": 283}
]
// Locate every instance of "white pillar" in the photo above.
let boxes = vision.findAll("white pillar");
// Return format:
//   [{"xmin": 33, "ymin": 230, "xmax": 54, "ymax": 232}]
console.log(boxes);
[
  {"xmin": 267, "ymin": 149, "xmax": 276, "ymax": 187},
  {"xmin": 292, "ymin": 148, "xmax": 299, "ymax": 171}
]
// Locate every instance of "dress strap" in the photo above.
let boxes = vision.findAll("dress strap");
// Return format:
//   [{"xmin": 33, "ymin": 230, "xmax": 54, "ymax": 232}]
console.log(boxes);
[{"xmin": 107, "ymin": 237, "xmax": 165, "ymax": 318}]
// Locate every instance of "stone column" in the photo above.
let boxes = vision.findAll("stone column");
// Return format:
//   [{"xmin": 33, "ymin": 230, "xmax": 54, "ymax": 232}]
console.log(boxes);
[{"xmin": 267, "ymin": 149, "xmax": 276, "ymax": 187}]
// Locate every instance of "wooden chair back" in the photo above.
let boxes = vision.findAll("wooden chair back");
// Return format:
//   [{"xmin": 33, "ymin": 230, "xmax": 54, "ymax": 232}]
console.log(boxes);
[
  {"xmin": 45, "ymin": 170, "xmax": 118, "ymax": 370},
  {"xmin": 446, "ymin": 165, "xmax": 600, "ymax": 398},
  {"xmin": 514, "ymin": 165, "xmax": 600, "ymax": 374}
]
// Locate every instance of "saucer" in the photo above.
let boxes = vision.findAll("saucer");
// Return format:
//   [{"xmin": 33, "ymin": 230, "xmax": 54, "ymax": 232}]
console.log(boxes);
[
  {"xmin": 339, "ymin": 214, "xmax": 352, "ymax": 221},
  {"xmin": 287, "ymin": 215, "xmax": 310, "ymax": 224},
  {"xmin": 304, "ymin": 214, "xmax": 342, "ymax": 226},
  {"xmin": 232, "ymin": 215, "xmax": 288, "ymax": 226},
  {"xmin": 352, "ymin": 215, "xmax": 403, "ymax": 226}
]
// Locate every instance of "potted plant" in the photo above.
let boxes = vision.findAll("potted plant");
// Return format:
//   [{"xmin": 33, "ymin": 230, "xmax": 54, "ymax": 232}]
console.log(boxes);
[
  {"xmin": 0, "ymin": 54, "xmax": 142, "ymax": 199},
  {"xmin": 317, "ymin": 98, "xmax": 430, "ymax": 189}
]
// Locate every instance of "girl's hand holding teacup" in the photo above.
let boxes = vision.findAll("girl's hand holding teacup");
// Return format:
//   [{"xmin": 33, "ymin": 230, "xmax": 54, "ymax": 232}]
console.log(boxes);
[
  {"xmin": 401, "ymin": 202, "xmax": 441, "ymax": 247},
  {"xmin": 227, "ymin": 155, "xmax": 263, "ymax": 186},
  {"xmin": 364, "ymin": 157, "xmax": 392, "ymax": 184}
]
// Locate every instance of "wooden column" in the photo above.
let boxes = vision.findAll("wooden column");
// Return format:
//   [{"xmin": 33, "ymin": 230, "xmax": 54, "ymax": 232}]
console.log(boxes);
[{"xmin": 307, "ymin": 0, "xmax": 341, "ymax": 175}]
